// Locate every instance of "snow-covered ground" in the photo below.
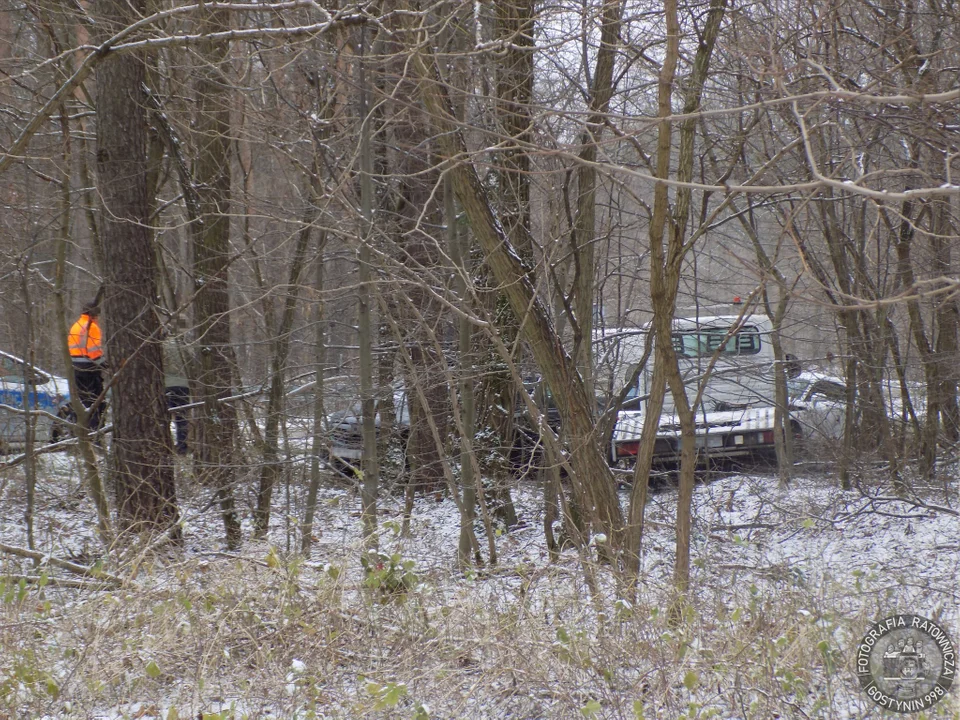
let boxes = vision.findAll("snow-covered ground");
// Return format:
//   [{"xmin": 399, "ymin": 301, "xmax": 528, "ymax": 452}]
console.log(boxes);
[{"xmin": 0, "ymin": 450, "xmax": 957, "ymax": 718}]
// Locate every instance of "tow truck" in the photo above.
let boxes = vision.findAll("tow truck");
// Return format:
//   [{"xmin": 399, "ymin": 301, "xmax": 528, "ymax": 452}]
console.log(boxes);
[{"xmin": 606, "ymin": 313, "xmax": 782, "ymax": 465}]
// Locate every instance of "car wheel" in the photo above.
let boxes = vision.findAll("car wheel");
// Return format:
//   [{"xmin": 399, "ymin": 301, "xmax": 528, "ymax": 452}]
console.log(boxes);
[{"xmin": 49, "ymin": 404, "xmax": 75, "ymax": 444}]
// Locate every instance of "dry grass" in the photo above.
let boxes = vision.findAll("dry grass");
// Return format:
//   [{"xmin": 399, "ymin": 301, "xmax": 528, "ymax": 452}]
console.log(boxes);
[{"xmin": 0, "ymin": 454, "xmax": 957, "ymax": 719}]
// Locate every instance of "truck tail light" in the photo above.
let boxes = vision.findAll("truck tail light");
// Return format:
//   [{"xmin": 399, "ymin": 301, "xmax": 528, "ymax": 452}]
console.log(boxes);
[{"xmin": 617, "ymin": 441, "xmax": 639, "ymax": 457}]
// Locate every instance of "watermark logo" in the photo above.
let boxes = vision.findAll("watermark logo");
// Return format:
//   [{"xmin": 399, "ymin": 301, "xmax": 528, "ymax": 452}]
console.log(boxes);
[{"xmin": 857, "ymin": 614, "xmax": 955, "ymax": 713}]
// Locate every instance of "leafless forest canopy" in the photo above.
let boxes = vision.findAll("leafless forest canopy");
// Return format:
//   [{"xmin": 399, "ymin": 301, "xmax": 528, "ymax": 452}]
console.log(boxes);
[
  {"xmin": 0, "ymin": 0, "xmax": 957, "ymax": 546},
  {"xmin": 1, "ymin": 0, "xmax": 958, "ymax": 548},
  {"xmin": 1, "ymin": 0, "xmax": 959, "ymax": 716}
]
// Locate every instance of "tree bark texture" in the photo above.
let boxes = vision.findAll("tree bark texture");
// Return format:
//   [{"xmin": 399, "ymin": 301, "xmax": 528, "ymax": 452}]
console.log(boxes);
[{"xmin": 95, "ymin": 0, "xmax": 178, "ymax": 534}]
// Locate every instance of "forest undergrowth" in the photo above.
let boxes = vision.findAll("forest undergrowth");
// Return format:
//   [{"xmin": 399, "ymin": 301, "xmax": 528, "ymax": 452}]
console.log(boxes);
[{"xmin": 0, "ymin": 453, "xmax": 957, "ymax": 719}]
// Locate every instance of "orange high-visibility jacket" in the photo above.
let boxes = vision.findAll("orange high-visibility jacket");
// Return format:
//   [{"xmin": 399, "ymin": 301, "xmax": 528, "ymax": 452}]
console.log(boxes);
[{"xmin": 68, "ymin": 314, "xmax": 103, "ymax": 360}]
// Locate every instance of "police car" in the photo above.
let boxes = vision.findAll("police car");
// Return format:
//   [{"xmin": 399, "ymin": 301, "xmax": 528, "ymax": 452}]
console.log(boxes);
[{"xmin": 0, "ymin": 351, "xmax": 70, "ymax": 451}]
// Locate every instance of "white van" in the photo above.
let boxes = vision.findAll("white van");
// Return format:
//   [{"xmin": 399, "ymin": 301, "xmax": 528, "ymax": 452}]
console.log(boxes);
[{"xmin": 606, "ymin": 314, "xmax": 780, "ymax": 464}]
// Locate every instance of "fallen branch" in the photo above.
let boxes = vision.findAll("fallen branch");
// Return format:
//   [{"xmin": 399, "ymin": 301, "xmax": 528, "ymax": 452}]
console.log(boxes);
[
  {"xmin": 0, "ymin": 542, "xmax": 122, "ymax": 586},
  {"xmin": 2, "ymin": 574, "xmax": 113, "ymax": 591},
  {"xmin": 872, "ymin": 495, "xmax": 959, "ymax": 517},
  {"xmin": 710, "ymin": 522, "xmax": 779, "ymax": 531}
]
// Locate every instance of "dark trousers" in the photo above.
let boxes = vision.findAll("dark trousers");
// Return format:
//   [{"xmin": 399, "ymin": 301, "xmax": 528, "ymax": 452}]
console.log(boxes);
[
  {"xmin": 72, "ymin": 360, "xmax": 104, "ymax": 430},
  {"xmin": 165, "ymin": 385, "xmax": 189, "ymax": 453}
]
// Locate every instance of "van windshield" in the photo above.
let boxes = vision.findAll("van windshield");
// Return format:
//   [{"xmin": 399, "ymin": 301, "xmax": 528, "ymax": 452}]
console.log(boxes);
[{"xmin": 672, "ymin": 326, "xmax": 761, "ymax": 358}]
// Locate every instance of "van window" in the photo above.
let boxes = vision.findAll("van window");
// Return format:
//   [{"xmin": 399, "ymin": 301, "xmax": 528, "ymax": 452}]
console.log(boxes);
[{"xmin": 672, "ymin": 326, "xmax": 761, "ymax": 358}]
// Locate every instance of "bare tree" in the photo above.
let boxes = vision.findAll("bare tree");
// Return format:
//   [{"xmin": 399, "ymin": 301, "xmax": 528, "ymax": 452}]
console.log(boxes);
[
  {"xmin": 95, "ymin": 0, "xmax": 178, "ymax": 535},
  {"xmin": 626, "ymin": 0, "xmax": 728, "ymax": 594},
  {"xmin": 412, "ymin": 30, "xmax": 626, "ymax": 556},
  {"xmin": 358, "ymin": 24, "xmax": 380, "ymax": 546},
  {"xmin": 191, "ymin": 4, "xmax": 242, "ymax": 549}
]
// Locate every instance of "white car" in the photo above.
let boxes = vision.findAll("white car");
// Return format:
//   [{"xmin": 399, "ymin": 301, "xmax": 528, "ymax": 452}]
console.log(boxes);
[
  {"xmin": 0, "ymin": 351, "xmax": 70, "ymax": 451},
  {"xmin": 788, "ymin": 372, "xmax": 848, "ymax": 442},
  {"xmin": 325, "ymin": 390, "xmax": 411, "ymax": 472}
]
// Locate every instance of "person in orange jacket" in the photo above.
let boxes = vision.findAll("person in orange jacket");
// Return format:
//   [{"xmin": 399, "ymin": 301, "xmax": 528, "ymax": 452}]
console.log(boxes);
[{"xmin": 67, "ymin": 301, "xmax": 105, "ymax": 431}]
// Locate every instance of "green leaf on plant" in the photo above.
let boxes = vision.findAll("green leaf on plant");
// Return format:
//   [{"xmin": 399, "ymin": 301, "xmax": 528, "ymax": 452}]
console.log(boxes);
[
  {"xmin": 581, "ymin": 699, "xmax": 601, "ymax": 717},
  {"xmin": 266, "ymin": 547, "xmax": 281, "ymax": 569}
]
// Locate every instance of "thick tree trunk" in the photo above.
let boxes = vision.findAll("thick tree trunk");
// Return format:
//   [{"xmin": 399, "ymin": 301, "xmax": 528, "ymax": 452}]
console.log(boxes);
[
  {"xmin": 467, "ymin": 0, "xmax": 533, "ymax": 529},
  {"xmin": 377, "ymin": 12, "xmax": 453, "ymax": 507},
  {"xmin": 95, "ymin": 0, "xmax": 178, "ymax": 535},
  {"xmin": 495, "ymin": 0, "xmax": 535, "ymax": 259}
]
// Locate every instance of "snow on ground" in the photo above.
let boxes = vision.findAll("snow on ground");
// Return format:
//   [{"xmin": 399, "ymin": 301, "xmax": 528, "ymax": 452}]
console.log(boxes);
[{"xmin": 0, "ymin": 450, "xmax": 958, "ymax": 718}]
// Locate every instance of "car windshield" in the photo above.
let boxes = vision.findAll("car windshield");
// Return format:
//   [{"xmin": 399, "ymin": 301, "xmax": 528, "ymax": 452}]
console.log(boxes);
[{"xmin": 672, "ymin": 326, "xmax": 761, "ymax": 358}]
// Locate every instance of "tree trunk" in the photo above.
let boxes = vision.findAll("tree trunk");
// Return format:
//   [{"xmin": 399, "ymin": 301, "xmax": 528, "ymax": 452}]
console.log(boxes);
[
  {"xmin": 20, "ymin": 269, "xmax": 37, "ymax": 550},
  {"xmin": 193, "ymin": 5, "xmax": 241, "ymax": 549},
  {"xmin": 932, "ymin": 206, "xmax": 959, "ymax": 446},
  {"xmin": 412, "ymin": 43, "xmax": 625, "ymax": 555},
  {"xmin": 53, "ymin": 108, "xmax": 111, "ymax": 544},
  {"xmin": 254, "ymin": 170, "xmax": 319, "ymax": 537},
  {"xmin": 448, "ymin": 175, "xmax": 481, "ymax": 567},
  {"xmin": 358, "ymin": 26, "xmax": 379, "ymax": 547},
  {"xmin": 95, "ymin": 0, "xmax": 178, "ymax": 535},
  {"xmin": 889, "ymin": 200, "xmax": 940, "ymax": 483},
  {"xmin": 571, "ymin": 0, "xmax": 623, "ymax": 402},
  {"xmin": 302, "ymin": 243, "xmax": 327, "ymax": 556},
  {"xmin": 731, "ymin": 198, "xmax": 795, "ymax": 485},
  {"xmin": 625, "ymin": 0, "xmax": 727, "ymax": 594}
]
